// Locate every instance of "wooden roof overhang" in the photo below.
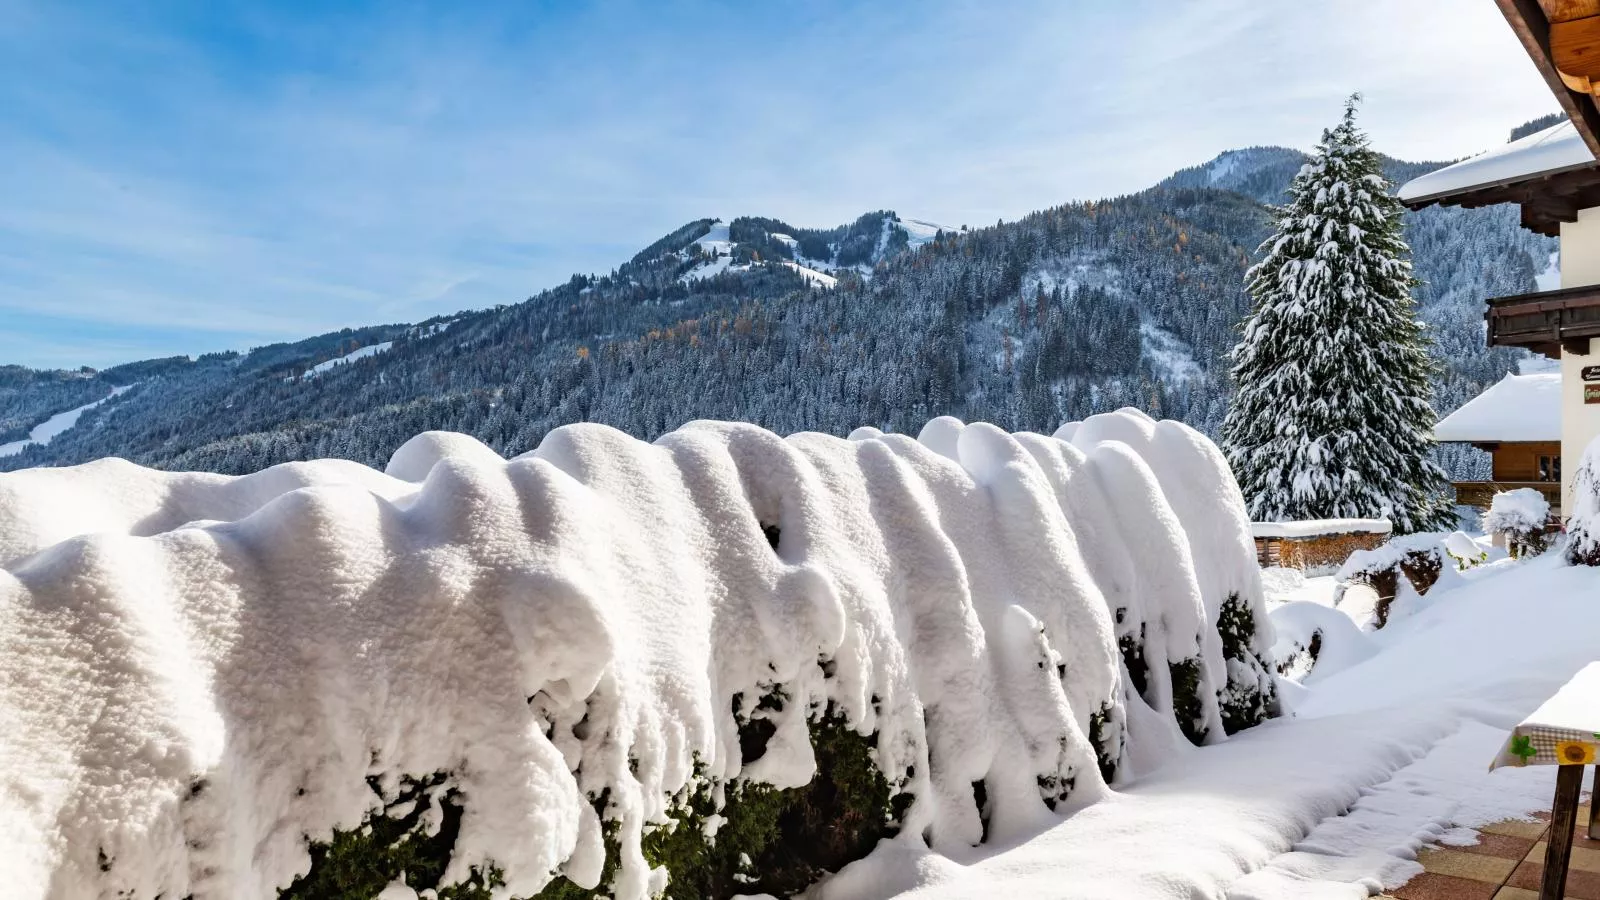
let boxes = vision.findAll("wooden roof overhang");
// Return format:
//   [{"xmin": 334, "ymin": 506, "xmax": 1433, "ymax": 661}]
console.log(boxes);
[
  {"xmin": 1406, "ymin": 161, "xmax": 1600, "ymax": 235},
  {"xmin": 1402, "ymin": 1, "xmax": 1600, "ymax": 229},
  {"xmin": 1500, "ymin": 0, "xmax": 1600, "ymax": 156},
  {"xmin": 1486, "ymin": 281, "xmax": 1600, "ymax": 356}
]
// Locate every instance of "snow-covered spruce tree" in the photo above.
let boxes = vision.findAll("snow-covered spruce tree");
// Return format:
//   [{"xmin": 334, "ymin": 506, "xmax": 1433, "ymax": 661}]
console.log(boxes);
[{"xmin": 1221, "ymin": 96, "xmax": 1452, "ymax": 533}]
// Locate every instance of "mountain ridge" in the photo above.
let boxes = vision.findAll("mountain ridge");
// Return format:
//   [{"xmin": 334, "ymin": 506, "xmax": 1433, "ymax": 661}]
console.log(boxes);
[{"xmin": 0, "ymin": 121, "xmax": 1557, "ymax": 480}]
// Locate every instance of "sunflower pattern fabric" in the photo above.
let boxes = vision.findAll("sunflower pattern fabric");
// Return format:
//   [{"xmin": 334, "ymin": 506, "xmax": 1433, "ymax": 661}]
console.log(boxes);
[{"xmin": 1492, "ymin": 663, "xmax": 1600, "ymax": 770}]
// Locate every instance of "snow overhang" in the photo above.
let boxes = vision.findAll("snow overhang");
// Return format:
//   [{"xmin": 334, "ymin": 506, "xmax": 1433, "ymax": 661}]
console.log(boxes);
[{"xmin": 1396, "ymin": 121, "xmax": 1597, "ymax": 206}]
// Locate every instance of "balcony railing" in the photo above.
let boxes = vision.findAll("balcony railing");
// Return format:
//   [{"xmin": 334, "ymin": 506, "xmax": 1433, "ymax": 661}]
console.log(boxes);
[
  {"xmin": 1452, "ymin": 480, "xmax": 1563, "ymax": 513},
  {"xmin": 1486, "ymin": 283, "xmax": 1600, "ymax": 358}
]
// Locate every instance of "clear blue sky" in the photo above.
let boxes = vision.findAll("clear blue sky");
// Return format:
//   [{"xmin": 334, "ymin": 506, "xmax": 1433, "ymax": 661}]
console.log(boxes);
[{"xmin": 0, "ymin": 0, "xmax": 1562, "ymax": 369}]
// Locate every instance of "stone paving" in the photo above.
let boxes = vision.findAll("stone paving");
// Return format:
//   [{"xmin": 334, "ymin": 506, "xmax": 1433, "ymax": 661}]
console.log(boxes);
[{"xmin": 1385, "ymin": 803, "xmax": 1600, "ymax": 899}]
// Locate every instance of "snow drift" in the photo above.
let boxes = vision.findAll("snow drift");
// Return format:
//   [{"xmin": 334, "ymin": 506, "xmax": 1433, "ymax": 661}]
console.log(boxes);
[{"xmin": 0, "ymin": 409, "xmax": 1274, "ymax": 900}]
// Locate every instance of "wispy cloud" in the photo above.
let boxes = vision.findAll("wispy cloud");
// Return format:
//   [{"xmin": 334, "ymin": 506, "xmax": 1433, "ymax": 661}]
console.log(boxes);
[{"xmin": 0, "ymin": 0, "xmax": 1562, "ymax": 368}]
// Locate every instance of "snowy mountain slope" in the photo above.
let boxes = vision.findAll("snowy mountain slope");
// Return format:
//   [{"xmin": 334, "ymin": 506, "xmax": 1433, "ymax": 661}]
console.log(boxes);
[
  {"xmin": 299, "ymin": 341, "xmax": 393, "ymax": 379},
  {"xmin": 1161, "ymin": 146, "xmax": 1313, "ymax": 205},
  {"xmin": 673, "ymin": 212, "xmax": 952, "ymax": 283},
  {"xmin": 1159, "ymin": 145, "xmax": 1443, "ymax": 207},
  {"xmin": 1138, "ymin": 324, "xmax": 1202, "ymax": 384},
  {"xmin": 780, "ymin": 259, "xmax": 838, "ymax": 288},
  {"xmin": 0, "ymin": 118, "xmax": 1557, "ymax": 479},
  {"xmin": 0, "ymin": 383, "xmax": 134, "ymax": 457},
  {"xmin": 0, "ymin": 409, "xmax": 1273, "ymax": 900}
]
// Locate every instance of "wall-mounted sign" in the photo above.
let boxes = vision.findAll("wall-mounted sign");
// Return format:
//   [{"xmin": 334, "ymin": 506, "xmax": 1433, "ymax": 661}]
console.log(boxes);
[
  {"xmin": 1585, "ymin": 365, "xmax": 1600, "ymax": 382},
  {"xmin": 1588, "ymin": 384, "xmax": 1600, "ymax": 405}
]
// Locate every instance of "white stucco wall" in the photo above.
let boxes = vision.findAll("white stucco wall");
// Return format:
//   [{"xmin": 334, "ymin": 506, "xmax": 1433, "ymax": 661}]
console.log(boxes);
[{"xmin": 1558, "ymin": 208, "xmax": 1600, "ymax": 512}]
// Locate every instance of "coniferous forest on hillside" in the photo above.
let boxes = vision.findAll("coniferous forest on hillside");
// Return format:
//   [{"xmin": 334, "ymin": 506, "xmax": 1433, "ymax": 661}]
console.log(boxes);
[{"xmin": 0, "ymin": 126, "xmax": 1557, "ymax": 479}]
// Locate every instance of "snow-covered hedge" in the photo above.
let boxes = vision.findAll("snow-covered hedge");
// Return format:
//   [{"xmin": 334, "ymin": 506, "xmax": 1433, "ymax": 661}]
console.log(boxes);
[
  {"xmin": 0, "ymin": 409, "xmax": 1276, "ymax": 900},
  {"xmin": 1568, "ymin": 437, "xmax": 1600, "ymax": 567},
  {"xmin": 1484, "ymin": 488, "xmax": 1551, "ymax": 558}
]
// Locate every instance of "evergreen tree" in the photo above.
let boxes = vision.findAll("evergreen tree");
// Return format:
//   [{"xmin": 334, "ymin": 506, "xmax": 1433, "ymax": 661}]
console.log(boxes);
[{"xmin": 1221, "ymin": 96, "xmax": 1452, "ymax": 532}]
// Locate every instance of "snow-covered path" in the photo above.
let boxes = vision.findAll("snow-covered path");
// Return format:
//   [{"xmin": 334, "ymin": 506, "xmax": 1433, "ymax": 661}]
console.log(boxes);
[
  {"xmin": 826, "ymin": 706, "xmax": 1455, "ymax": 899},
  {"xmin": 1230, "ymin": 721, "xmax": 1555, "ymax": 898},
  {"xmin": 827, "ymin": 554, "xmax": 1596, "ymax": 899}
]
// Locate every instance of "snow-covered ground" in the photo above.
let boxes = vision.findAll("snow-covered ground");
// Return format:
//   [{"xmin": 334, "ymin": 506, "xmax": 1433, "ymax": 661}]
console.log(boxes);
[
  {"xmin": 780, "ymin": 259, "xmax": 838, "ymax": 288},
  {"xmin": 827, "ymin": 551, "xmax": 1591, "ymax": 900},
  {"xmin": 677, "ymin": 222, "xmax": 755, "ymax": 282},
  {"xmin": 1139, "ymin": 323, "xmax": 1203, "ymax": 383},
  {"xmin": 1, "ymin": 408, "xmax": 1593, "ymax": 900},
  {"xmin": 897, "ymin": 217, "xmax": 952, "ymax": 249},
  {"xmin": 0, "ymin": 383, "xmax": 135, "ymax": 458}
]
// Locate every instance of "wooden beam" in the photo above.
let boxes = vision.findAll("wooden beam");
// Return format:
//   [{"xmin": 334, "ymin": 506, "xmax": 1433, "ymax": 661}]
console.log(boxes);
[
  {"xmin": 1565, "ymin": 336, "xmax": 1593, "ymax": 354},
  {"xmin": 1541, "ymin": 0, "xmax": 1600, "ymax": 24},
  {"xmin": 1521, "ymin": 195, "xmax": 1583, "ymax": 230},
  {"xmin": 1553, "ymin": 16, "xmax": 1600, "ymax": 79},
  {"xmin": 1499, "ymin": 0, "xmax": 1600, "ymax": 157}
]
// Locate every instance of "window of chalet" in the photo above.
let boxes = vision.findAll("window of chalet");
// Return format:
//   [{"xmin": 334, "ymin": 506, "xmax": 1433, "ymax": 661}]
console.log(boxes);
[{"xmin": 1540, "ymin": 455, "xmax": 1561, "ymax": 483}]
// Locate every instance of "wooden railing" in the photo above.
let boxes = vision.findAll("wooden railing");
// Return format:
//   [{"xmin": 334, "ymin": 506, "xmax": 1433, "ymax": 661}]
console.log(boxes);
[
  {"xmin": 1486, "ymin": 283, "xmax": 1600, "ymax": 357},
  {"xmin": 1453, "ymin": 480, "xmax": 1563, "ymax": 511}
]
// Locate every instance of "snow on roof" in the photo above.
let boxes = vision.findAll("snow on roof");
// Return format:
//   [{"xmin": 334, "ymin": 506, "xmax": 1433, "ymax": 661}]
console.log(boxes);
[
  {"xmin": 1397, "ymin": 121, "xmax": 1597, "ymax": 204},
  {"xmin": 1251, "ymin": 518, "xmax": 1392, "ymax": 539},
  {"xmin": 1433, "ymin": 373, "xmax": 1562, "ymax": 443}
]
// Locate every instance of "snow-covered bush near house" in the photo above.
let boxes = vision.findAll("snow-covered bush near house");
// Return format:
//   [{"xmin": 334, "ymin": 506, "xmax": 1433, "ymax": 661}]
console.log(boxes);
[
  {"xmin": 1338, "ymin": 532, "xmax": 1446, "ymax": 584},
  {"xmin": 1484, "ymin": 488, "xmax": 1551, "ymax": 558},
  {"xmin": 1334, "ymin": 531, "xmax": 1493, "ymax": 631},
  {"xmin": 0, "ymin": 409, "xmax": 1274, "ymax": 900},
  {"xmin": 1568, "ymin": 436, "xmax": 1600, "ymax": 567},
  {"xmin": 1442, "ymin": 530, "xmax": 1489, "ymax": 569},
  {"xmin": 1268, "ymin": 599, "xmax": 1375, "ymax": 685}
]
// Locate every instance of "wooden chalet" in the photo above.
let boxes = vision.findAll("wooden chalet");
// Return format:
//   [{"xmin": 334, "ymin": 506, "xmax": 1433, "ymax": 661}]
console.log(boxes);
[
  {"xmin": 1433, "ymin": 371, "xmax": 1565, "ymax": 513},
  {"xmin": 1399, "ymin": 0, "xmax": 1600, "ymax": 516}
]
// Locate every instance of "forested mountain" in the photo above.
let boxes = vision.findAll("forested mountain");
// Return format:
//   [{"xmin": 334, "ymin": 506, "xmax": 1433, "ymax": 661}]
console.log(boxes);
[{"xmin": 0, "ymin": 123, "xmax": 1557, "ymax": 478}]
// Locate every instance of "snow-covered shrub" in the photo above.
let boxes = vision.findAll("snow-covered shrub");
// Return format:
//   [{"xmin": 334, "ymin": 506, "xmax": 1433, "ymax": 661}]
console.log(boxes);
[
  {"xmin": 1484, "ymin": 488, "xmax": 1551, "ymax": 559},
  {"xmin": 1568, "ymin": 437, "xmax": 1600, "ymax": 567},
  {"xmin": 1061, "ymin": 409, "xmax": 1279, "ymax": 739},
  {"xmin": 0, "ymin": 412, "xmax": 1275, "ymax": 900},
  {"xmin": 1267, "ymin": 600, "xmax": 1375, "ymax": 685},
  {"xmin": 1441, "ymin": 530, "xmax": 1490, "ymax": 569},
  {"xmin": 1337, "ymin": 528, "xmax": 1452, "ymax": 627}
]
